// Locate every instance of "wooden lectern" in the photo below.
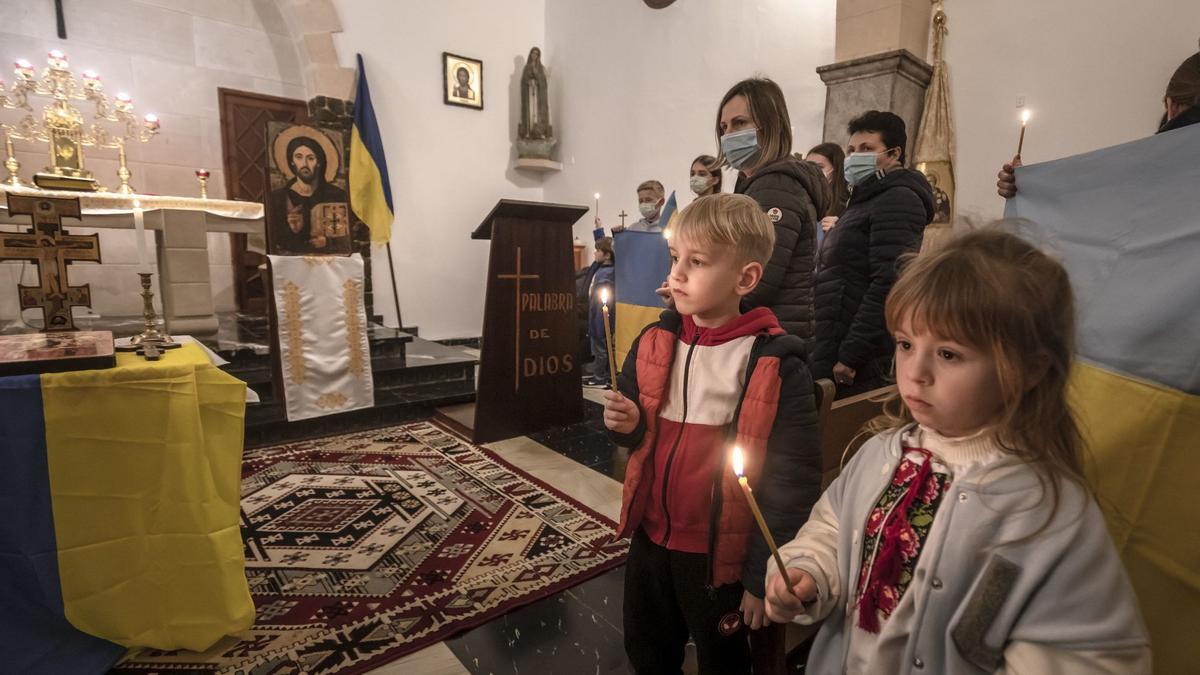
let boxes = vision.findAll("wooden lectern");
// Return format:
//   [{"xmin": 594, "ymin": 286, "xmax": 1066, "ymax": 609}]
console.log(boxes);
[{"xmin": 471, "ymin": 199, "xmax": 588, "ymax": 443}]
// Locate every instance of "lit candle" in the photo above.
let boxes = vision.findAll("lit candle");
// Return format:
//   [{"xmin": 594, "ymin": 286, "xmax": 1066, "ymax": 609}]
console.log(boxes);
[
  {"xmin": 732, "ymin": 446, "xmax": 800, "ymax": 597},
  {"xmin": 47, "ymin": 50, "xmax": 67, "ymax": 69},
  {"xmin": 82, "ymin": 70, "xmax": 100, "ymax": 89},
  {"xmin": 599, "ymin": 287, "xmax": 619, "ymax": 388},
  {"xmin": 143, "ymin": 113, "xmax": 160, "ymax": 132},
  {"xmin": 662, "ymin": 227, "xmax": 672, "ymax": 240},
  {"xmin": 594, "ymin": 192, "xmax": 600, "ymax": 216},
  {"xmin": 1017, "ymin": 109, "xmax": 1031, "ymax": 157},
  {"xmin": 116, "ymin": 92, "xmax": 132, "ymax": 112},
  {"xmin": 15, "ymin": 59, "xmax": 34, "ymax": 79},
  {"xmin": 132, "ymin": 199, "xmax": 149, "ymax": 272}
]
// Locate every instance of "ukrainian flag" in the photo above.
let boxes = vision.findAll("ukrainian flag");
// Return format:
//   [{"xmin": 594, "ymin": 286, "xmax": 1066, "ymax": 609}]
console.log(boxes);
[
  {"xmin": 0, "ymin": 344, "xmax": 253, "ymax": 673},
  {"xmin": 659, "ymin": 190, "xmax": 679, "ymax": 234},
  {"xmin": 350, "ymin": 53, "xmax": 394, "ymax": 244},
  {"xmin": 613, "ymin": 229, "xmax": 671, "ymax": 367},
  {"xmin": 1007, "ymin": 123, "xmax": 1200, "ymax": 673}
]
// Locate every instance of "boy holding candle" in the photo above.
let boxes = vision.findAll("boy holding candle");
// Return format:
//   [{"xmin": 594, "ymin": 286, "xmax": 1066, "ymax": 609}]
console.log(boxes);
[
  {"xmin": 584, "ymin": 237, "xmax": 615, "ymax": 388},
  {"xmin": 603, "ymin": 193, "xmax": 821, "ymax": 674}
]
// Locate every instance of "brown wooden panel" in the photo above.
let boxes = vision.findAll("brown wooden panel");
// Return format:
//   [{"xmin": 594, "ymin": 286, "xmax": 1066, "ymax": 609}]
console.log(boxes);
[
  {"xmin": 474, "ymin": 201, "xmax": 589, "ymax": 444},
  {"xmin": 218, "ymin": 88, "xmax": 308, "ymax": 315}
]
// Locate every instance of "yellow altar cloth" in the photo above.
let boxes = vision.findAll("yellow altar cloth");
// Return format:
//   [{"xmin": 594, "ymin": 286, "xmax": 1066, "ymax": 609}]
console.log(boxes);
[{"xmin": 41, "ymin": 343, "xmax": 254, "ymax": 651}]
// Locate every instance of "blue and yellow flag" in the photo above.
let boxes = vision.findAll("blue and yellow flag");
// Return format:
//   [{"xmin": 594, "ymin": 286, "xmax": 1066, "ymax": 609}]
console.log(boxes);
[
  {"xmin": 659, "ymin": 190, "xmax": 679, "ymax": 235},
  {"xmin": 1, "ymin": 345, "xmax": 253, "ymax": 672},
  {"xmin": 350, "ymin": 53, "xmax": 394, "ymax": 244},
  {"xmin": 1007, "ymin": 123, "xmax": 1200, "ymax": 673},
  {"xmin": 613, "ymin": 229, "xmax": 671, "ymax": 367}
]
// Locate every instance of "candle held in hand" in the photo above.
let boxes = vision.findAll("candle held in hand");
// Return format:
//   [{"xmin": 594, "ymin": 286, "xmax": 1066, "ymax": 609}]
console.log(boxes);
[
  {"xmin": 599, "ymin": 287, "xmax": 619, "ymax": 389},
  {"xmin": 732, "ymin": 446, "xmax": 800, "ymax": 597},
  {"xmin": 1017, "ymin": 109, "xmax": 1031, "ymax": 157}
]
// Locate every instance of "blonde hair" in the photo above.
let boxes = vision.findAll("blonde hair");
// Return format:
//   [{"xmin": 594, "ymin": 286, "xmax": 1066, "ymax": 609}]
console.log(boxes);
[
  {"xmin": 868, "ymin": 225, "xmax": 1085, "ymax": 517},
  {"xmin": 636, "ymin": 180, "xmax": 665, "ymax": 198},
  {"xmin": 672, "ymin": 193, "xmax": 775, "ymax": 266},
  {"xmin": 715, "ymin": 77, "xmax": 793, "ymax": 171}
]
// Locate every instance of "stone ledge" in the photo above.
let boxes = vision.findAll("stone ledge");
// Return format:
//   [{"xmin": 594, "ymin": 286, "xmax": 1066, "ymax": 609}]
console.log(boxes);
[{"xmin": 817, "ymin": 49, "xmax": 933, "ymax": 88}]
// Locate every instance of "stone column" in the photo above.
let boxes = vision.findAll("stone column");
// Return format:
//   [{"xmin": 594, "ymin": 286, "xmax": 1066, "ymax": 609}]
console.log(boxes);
[{"xmin": 818, "ymin": 0, "xmax": 934, "ymax": 151}]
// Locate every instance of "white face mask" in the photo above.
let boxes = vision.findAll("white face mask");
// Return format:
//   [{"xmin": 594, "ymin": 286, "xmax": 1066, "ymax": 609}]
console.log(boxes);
[
  {"xmin": 639, "ymin": 201, "xmax": 659, "ymax": 218},
  {"xmin": 689, "ymin": 175, "xmax": 712, "ymax": 194}
]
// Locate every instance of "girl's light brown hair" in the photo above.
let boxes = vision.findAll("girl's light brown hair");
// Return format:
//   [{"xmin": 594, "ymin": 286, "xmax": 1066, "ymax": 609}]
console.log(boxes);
[
  {"xmin": 869, "ymin": 226, "xmax": 1086, "ymax": 516},
  {"xmin": 715, "ymin": 77, "xmax": 792, "ymax": 172}
]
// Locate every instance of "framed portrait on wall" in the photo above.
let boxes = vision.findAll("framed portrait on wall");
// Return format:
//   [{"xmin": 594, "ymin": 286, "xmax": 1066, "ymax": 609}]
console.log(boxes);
[
  {"xmin": 264, "ymin": 122, "xmax": 353, "ymax": 256},
  {"xmin": 443, "ymin": 52, "xmax": 483, "ymax": 110}
]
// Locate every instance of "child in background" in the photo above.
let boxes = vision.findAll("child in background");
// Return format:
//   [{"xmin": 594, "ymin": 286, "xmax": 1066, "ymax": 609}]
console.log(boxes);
[
  {"xmin": 765, "ymin": 228, "xmax": 1150, "ymax": 674},
  {"xmin": 604, "ymin": 193, "xmax": 822, "ymax": 674},
  {"xmin": 585, "ymin": 237, "xmax": 615, "ymax": 388}
]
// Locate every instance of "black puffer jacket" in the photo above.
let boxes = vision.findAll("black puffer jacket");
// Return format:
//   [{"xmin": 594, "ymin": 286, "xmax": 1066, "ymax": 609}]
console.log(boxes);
[
  {"xmin": 811, "ymin": 168, "xmax": 934, "ymax": 380},
  {"xmin": 735, "ymin": 157, "xmax": 831, "ymax": 346}
]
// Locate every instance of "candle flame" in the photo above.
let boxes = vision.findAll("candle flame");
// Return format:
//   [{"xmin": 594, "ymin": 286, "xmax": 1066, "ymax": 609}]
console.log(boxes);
[
  {"xmin": 49, "ymin": 49, "xmax": 64, "ymax": 59},
  {"xmin": 144, "ymin": 113, "xmax": 158, "ymax": 123},
  {"xmin": 132, "ymin": 199, "xmax": 141, "ymax": 209},
  {"xmin": 16, "ymin": 59, "xmax": 32, "ymax": 69},
  {"xmin": 600, "ymin": 287, "xmax": 609, "ymax": 305},
  {"xmin": 732, "ymin": 446, "xmax": 744, "ymax": 476},
  {"xmin": 594, "ymin": 192, "xmax": 600, "ymax": 199},
  {"xmin": 662, "ymin": 228, "xmax": 671, "ymax": 240},
  {"xmin": 1021, "ymin": 109, "xmax": 1032, "ymax": 124},
  {"xmin": 116, "ymin": 92, "xmax": 131, "ymax": 102}
]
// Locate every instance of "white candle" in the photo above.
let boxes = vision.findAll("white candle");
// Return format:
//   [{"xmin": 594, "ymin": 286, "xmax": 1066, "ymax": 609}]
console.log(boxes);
[
  {"xmin": 133, "ymin": 199, "xmax": 149, "ymax": 272},
  {"xmin": 594, "ymin": 192, "xmax": 600, "ymax": 215}
]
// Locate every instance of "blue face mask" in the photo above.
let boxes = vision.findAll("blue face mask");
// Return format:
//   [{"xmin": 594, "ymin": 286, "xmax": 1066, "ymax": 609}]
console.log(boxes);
[
  {"xmin": 720, "ymin": 128, "xmax": 760, "ymax": 169},
  {"xmin": 843, "ymin": 152, "xmax": 880, "ymax": 186}
]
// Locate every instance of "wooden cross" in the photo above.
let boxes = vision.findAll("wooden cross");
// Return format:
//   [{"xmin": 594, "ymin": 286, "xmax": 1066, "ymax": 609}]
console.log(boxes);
[
  {"xmin": 495, "ymin": 246, "xmax": 539, "ymax": 393},
  {"xmin": 2, "ymin": 194, "xmax": 100, "ymax": 331},
  {"xmin": 618, "ymin": 209, "xmax": 628, "ymax": 227}
]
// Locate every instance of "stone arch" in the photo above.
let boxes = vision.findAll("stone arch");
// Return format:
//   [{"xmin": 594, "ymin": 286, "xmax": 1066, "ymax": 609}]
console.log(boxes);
[{"xmin": 274, "ymin": 0, "xmax": 355, "ymax": 99}]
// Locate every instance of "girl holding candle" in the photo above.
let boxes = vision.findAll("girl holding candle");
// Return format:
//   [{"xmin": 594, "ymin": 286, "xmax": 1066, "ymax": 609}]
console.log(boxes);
[
  {"xmin": 603, "ymin": 193, "xmax": 822, "ymax": 674},
  {"xmin": 764, "ymin": 228, "xmax": 1150, "ymax": 674}
]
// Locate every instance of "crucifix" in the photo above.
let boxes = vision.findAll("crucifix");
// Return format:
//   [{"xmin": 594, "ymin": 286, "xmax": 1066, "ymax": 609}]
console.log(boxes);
[
  {"xmin": 1, "ymin": 194, "xmax": 99, "ymax": 331},
  {"xmin": 494, "ymin": 245, "xmax": 539, "ymax": 393},
  {"xmin": 618, "ymin": 209, "xmax": 628, "ymax": 228},
  {"xmin": 55, "ymin": 0, "xmax": 67, "ymax": 39}
]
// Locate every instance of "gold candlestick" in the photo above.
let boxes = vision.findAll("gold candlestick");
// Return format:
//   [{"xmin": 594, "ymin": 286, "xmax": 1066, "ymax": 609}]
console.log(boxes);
[
  {"xmin": 115, "ymin": 141, "xmax": 135, "ymax": 194},
  {"xmin": 3, "ymin": 131, "xmax": 22, "ymax": 186},
  {"xmin": 733, "ymin": 446, "xmax": 800, "ymax": 597},
  {"xmin": 195, "ymin": 168, "xmax": 210, "ymax": 199},
  {"xmin": 600, "ymin": 288, "xmax": 619, "ymax": 388}
]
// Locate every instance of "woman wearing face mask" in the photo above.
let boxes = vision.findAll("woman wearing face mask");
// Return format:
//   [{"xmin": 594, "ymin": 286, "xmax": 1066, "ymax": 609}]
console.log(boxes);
[
  {"xmin": 804, "ymin": 143, "xmax": 850, "ymax": 255},
  {"xmin": 715, "ymin": 77, "xmax": 831, "ymax": 346},
  {"xmin": 688, "ymin": 154, "xmax": 723, "ymax": 199},
  {"xmin": 811, "ymin": 110, "xmax": 934, "ymax": 397}
]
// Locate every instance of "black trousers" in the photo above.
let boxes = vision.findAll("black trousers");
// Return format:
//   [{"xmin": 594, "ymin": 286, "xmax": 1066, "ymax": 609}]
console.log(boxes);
[{"xmin": 623, "ymin": 528, "xmax": 751, "ymax": 675}]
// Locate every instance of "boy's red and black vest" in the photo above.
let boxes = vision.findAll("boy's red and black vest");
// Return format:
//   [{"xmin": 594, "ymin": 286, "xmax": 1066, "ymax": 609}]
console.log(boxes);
[{"xmin": 614, "ymin": 307, "xmax": 811, "ymax": 588}]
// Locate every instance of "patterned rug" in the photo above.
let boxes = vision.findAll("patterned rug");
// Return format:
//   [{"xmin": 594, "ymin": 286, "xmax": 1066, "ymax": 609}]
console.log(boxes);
[{"xmin": 113, "ymin": 421, "xmax": 628, "ymax": 674}]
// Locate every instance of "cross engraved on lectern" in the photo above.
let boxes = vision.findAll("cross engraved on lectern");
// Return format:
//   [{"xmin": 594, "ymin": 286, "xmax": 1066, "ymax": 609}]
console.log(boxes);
[
  {"xmin": 495, "ymin": 246, "xmax": 540, "ymax": 393},
  {"xmin": 1, "ymin": 194, "xmax": 99, "ymax": 331}
]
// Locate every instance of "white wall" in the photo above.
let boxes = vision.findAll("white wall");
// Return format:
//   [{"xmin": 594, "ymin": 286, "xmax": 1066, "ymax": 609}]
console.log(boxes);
[
  {"xmin": 948, "ymin": 0, "xmax": 1200, "ymax": 221},
  {"xmin": 333, "ymin": 0, "xmax": 546, "ymax": 340},
  {"xmin": 542, "ymin": 0, "xmax": 836, "ymax": 246},
  {"xmin": 0, "ymin": 0, "xmax": 305, "ymax": 322}
]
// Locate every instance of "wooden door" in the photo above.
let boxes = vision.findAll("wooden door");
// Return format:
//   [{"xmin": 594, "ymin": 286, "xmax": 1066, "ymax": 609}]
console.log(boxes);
[{"xmin": 218, "ymin": 88, "xmax": 309, "ymax": 314}]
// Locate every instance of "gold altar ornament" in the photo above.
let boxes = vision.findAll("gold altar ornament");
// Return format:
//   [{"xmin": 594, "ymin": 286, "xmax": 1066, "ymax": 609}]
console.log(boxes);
[
  {"xmin": 732, "ymin": 446, "xmax": 800, "ymax": 598},
  {"xmin": 0, "ymin": 50, "xmax": 160, "ymax": 192},
  {"xmin": 195, "ymin": 168, "xmax": 210, "ymax": 199}
]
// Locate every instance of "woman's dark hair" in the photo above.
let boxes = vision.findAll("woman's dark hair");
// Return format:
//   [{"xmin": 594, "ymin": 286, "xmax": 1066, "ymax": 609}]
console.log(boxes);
[
  {"xmin": 690, "ymin": 154, "xmax": 723, "ymax": 194},
  {"xmin": 847, "ymin": 110, "xmax": 908, "ymax": 165},
  {"xmin": 807, "ymin": 143, "xmax": 849, "ymax": 217}
]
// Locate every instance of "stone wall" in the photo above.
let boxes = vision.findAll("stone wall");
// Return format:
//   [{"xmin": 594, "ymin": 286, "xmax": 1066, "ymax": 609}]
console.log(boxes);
[{"xmin": 0, "ymin": 0, "xmax": 310, "ymax": 323}]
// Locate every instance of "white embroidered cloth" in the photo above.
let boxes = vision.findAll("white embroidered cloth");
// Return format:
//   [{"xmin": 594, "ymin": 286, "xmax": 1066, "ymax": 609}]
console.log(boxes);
[{"xmin": 268, "ymin": 253, "xmax": 374, "ymax": 421}]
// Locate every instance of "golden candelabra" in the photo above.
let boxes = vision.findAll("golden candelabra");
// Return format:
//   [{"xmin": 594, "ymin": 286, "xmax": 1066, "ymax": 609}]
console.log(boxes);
[{"xmin": 0, "ymin": 50, "xmax": 160, "ymax": 192}]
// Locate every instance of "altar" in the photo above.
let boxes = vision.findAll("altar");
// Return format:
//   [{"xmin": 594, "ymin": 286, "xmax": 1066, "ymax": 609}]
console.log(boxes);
[{"xmin": 0, "ymin": 184, "xmax": 263, "ymax": 335}]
